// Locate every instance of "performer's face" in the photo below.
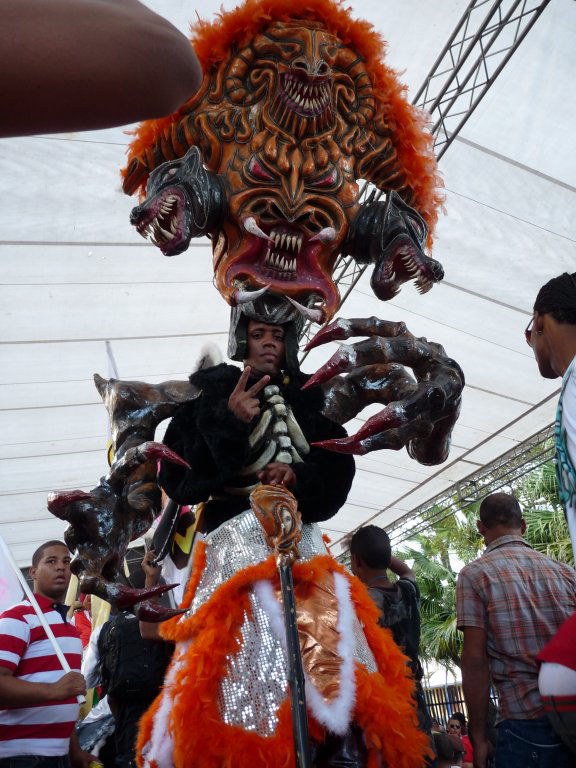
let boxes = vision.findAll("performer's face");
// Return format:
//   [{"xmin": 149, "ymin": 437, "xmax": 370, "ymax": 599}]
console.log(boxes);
[
  {"xmin": 30, "ymin": 544, "xmax": 72, "ymax": 601},
  {"xmin": 527, "ymin": 311, "xmax": 559, "ymax": 379},
  {"xmin": 244, "ymin": 321, "xmax": 285, "ymax": 375}
]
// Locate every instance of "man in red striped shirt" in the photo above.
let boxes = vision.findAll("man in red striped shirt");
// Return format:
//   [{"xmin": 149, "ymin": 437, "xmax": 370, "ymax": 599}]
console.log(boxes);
[{"xmin": 0, "ymin": 540, "xmax": 97, "ymax": 768}]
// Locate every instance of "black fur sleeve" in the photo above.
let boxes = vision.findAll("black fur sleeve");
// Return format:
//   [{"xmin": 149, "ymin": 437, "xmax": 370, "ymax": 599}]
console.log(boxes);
[{"xmin": 159, "ymin": 365, "xmax": 251, "ymax": 504}]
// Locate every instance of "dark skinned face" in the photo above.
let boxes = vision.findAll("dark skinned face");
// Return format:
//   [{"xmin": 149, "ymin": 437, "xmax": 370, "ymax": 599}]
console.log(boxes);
[
  {"xmin": 30, "ymin": 545, "xmax": 72, "ymax": 601},
  {"xmin": 244, "ymin": 320, "xmax": 285, "ymax": 376},
  {"xmin": 526, "ymin": 312, "xmax": 557, "ymax": 379}
]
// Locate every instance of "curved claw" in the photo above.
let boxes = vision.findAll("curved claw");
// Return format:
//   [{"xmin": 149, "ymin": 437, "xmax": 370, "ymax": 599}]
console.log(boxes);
[
  {"xmin": 141, "ymin": 441, "xmax": 190, "ymax": 469},
  {"xmin": 305, "ymin": 317, "xmax": 408, "ymax": 353},
  {"xmin": 302, "ymin": 347, "xmax": 353, "ymax": 390},
  {"xmin": 135, "ymin": 601, "xmax": 185, "ymax": 623},
  {"xmin": 305, "ymin": 319, "xmax": 352, "ymax": 351},
  {"xmin": 311, "ymin": 436, "xmax": 366, "ymax": 455},
  {"xmin": 353, "ymin": 406, "xmax": 404, "ymax": 439},
  {"xmin": 312, "ymin": 408, "xmax": 402, "ymax": 455},
  {"xmin": 47, "ymin": 490, "xmax": 92, "ymax": 515},
  {"xmin": 113, "ymin": 582, "xmax": 178, "ymax": 610}
]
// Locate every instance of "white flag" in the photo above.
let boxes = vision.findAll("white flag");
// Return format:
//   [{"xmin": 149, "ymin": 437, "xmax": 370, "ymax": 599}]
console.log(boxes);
[{"xmin": 0, "ymin": 536, "xmax": 25, "ymax": 615}]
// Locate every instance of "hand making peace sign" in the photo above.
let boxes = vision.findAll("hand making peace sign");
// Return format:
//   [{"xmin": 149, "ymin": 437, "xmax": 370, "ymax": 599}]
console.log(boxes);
[{"xmin": 227, "ymin": 366, "xmax": 270, "ymax": 423}]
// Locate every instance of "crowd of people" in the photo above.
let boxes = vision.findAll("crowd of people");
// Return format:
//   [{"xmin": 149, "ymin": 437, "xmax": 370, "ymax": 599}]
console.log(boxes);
[
  {"xmin": 1, "ymin": 4, "xmax": 576, "ymax": 755},
  {"xmin": 1, "ymin": 273, "xmax": 576, "ymax": 767},
  {"xmin": 3, "ymin": 481, "xmax": 576, "ymax": 767}
]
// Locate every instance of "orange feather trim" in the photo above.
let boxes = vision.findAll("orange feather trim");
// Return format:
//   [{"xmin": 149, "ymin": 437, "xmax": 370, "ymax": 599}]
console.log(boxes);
[
  {"xmin": 293, "ymin": 557, "xmax": 432, "ymax": 767},
  {"xmin": 122, "ymin": 0, "xmax": 442, "ymax": 236},
  {"xmin": 180, "ymin": 538, "xmax": 207, "ymax": 608},
  {"xmin": 138, "ymin": 553, "xmax": 429, "ymax": 767}
]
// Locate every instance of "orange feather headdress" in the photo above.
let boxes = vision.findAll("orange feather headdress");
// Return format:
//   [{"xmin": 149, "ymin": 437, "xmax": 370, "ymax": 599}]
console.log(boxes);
[{"xmin": 122, "ymin": 0, "xmax": 442, "ymax": 235}]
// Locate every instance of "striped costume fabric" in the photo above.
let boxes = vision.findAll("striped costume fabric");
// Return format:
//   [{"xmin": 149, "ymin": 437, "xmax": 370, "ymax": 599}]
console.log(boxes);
[
  {"xmin": 0, "ymin": 594, "xmax": 82, "ymax": 757},
  {"xmin": 456, "ymin": 535, "xmax": 576, "ymax": 720}
]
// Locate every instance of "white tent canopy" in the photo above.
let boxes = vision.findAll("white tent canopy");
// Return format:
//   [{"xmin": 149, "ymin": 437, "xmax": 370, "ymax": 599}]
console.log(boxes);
[{"xmin": 1, "ymin": 0, "xmax": 574, "ymax": 565}]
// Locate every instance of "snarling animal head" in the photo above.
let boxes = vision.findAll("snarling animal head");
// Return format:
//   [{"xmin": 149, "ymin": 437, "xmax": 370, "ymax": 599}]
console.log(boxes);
[
  {"xmin": 122, "ymin": 0, "xmax": 444, "ymax": 320},
  {"xmin": 129, "ymin": 148, "xmax": 227, "ymax": 256}
]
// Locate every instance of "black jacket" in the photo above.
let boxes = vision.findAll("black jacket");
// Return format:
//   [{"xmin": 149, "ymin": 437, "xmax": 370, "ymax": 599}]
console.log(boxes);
[{"xmin": 159, "ymin": 364, "xmax": 355, "ymax": 532}]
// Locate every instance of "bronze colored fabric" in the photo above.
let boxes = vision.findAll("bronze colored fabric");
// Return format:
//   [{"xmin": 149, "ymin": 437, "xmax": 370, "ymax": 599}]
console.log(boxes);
[
  {"xmin": 251, "ymin": 486, "xmax": 344, "ymax": 703},
  {"xmin": 294, "ymin": 569, "xmax": 342, "ymax": 703}
]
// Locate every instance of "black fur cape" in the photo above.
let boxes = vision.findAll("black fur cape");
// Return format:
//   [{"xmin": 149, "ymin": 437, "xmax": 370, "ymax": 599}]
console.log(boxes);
[{"xmin": 159, "ymin": 363, "xmax": 355, "ymax": 532}]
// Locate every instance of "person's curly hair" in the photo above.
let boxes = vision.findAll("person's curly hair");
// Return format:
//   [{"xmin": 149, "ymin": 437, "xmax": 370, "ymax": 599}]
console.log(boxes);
[{"xmin": 534, "ymin": 272, "xmax": 576, "ymax": 325}]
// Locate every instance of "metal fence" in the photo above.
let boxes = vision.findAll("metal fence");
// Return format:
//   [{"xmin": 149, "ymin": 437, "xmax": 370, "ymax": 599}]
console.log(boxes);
[
  {"xmin": 424, "ymin": 682, "xmax": 468, "ymax": 724},
  {"xmin": 423, "ymin": 681, "xmax": 498, "ymax": 726}
]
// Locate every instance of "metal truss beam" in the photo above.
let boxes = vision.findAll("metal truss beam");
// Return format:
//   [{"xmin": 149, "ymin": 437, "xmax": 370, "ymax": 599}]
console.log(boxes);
[
  {"xmin": 386, "ymin": 423, "xmax": 555, "ymax": 547},
  {"xmin": 299, "ymin": 0, "xmax": 551, "ymax": 359},
  {"xmin": 415, "ymin": 0, "xmax": 552, "ymax": 161}
]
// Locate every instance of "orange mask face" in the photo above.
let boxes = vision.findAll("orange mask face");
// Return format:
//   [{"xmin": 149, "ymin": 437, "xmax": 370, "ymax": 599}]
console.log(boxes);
[
  {"xmin": 211, "ymin": 22, "xmax": 365, "ymax": 319},
  {"xmin": 124, "ymin": 13, "xmax": 442, "ymax": 321}
]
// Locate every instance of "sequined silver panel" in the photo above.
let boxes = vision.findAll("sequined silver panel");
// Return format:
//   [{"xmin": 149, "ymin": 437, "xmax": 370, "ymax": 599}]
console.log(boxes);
[
  {"xmin": 185, "ymin": 511, "xmax": 378, "ymax": 735},
  {"xmin": 218, "ymin": 590, "xmax": 288, "ymax": 736},
  {"xmin": 190, "ymin": 509, "xmax": 327, "ymax": 614},
  {"xmin": 352, "ymin": 614, "xmax": 377, "ymax": 674}
]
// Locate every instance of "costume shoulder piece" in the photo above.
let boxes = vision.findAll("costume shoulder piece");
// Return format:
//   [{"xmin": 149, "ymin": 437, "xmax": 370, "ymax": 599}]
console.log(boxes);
[{"xmin": 189, "ymin": 362, "xmax": 242, "ymax": 394}]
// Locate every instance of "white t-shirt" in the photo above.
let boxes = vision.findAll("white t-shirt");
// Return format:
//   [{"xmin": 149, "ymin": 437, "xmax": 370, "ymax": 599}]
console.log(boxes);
[
  {"xmin": 539, "ymin": 661, "xmax": 576, "ymax": 696},
  {"xmin": 560, "ymin": 356, "xmax": 576, "ymax": 556}
]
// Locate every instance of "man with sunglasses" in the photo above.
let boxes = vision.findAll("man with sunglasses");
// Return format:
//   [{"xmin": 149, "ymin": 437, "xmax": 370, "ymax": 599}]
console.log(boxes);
[
  {"xmin": 526, "ymin": 271, "xmax": 576, "ymax": 556},
  {"xmin": 526, "ymin": 272, "xmax": 576, "ymax": 765}
]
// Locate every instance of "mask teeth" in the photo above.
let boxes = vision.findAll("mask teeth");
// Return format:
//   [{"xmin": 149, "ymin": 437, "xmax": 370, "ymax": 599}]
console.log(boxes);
[{"xmin": 264, "ymin": 230, "xmax": 305, "ymax": 275}]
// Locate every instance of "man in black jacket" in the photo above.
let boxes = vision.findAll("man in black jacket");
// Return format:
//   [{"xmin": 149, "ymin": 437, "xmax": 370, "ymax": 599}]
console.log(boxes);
[{"xmin": 159, "ymin": 311, "xmax": 355, "ymax": 531}]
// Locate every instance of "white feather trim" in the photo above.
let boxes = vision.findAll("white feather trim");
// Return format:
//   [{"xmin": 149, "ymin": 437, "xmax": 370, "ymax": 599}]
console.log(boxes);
[
  {"xmin": 254, "ymin": 574, "xmax": 356, "ymax": 735},
  {"xmin": 143, "ymin": 640, "xmax": 190, "ymax": 768},
  {"xmin": 254, "ymin": 579, "xmax": 285, "ymax": 639},
  {"xmin": 195, "ymin": 342, "xmax": 223, "ymax": 371}
]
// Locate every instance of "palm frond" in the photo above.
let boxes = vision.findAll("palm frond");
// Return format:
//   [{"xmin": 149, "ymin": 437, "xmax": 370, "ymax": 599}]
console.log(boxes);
[{"xmin": 393, "ymin": 456, "xmax": 573, "ymax": 670}]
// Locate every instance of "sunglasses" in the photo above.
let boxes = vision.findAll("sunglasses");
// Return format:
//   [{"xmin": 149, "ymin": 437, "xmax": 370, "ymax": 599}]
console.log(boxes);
[
  {"xmin": 447, "ymin": 722, "xmax": 462, "ymax": 730},
  {"xmin": 525, "ymin": 316, "xmax": 534, "ymax": 347}
]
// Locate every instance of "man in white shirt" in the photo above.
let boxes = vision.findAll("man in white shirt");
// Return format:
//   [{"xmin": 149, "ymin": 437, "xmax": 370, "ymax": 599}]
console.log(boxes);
[
  {"xmin": 528, "ymin": 272, "xmax": 576, "ymax": 761},
  {"xmin": 527, "ymin": 271, "xmax": 576, "ymax": 555}
]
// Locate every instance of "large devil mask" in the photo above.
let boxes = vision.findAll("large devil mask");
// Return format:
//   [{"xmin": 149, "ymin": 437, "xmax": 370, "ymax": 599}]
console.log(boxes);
[{"xmin": 124, "ymin": 0, "xmax": 444, "ymax": 322}]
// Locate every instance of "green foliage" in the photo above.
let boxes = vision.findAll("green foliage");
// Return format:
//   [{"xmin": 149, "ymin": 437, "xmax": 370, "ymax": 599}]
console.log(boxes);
[
  {"xmin": 519, "ymin": 461, "xmax": 573, "ymax": 566},
  {"xmin": 397, "ymin": 506, "xmax": 481, "ymax": 672},
  {"xmin": 398, "ymin": 456, "xmax": 573, "ymax": 672}
]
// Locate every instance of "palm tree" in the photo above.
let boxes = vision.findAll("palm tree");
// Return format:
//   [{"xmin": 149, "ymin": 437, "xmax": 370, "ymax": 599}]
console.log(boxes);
[
  {"xmin": 517, "ymin": 460, "xmax": 573, "ymax": 566},
  {"xmin": 397, "ymin": 506, "xmax": 483, "ymax": 672}
]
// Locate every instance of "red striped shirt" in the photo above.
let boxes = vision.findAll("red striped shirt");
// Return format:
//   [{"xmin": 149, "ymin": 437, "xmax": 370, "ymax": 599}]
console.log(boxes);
[{"xmin": 0, "ymin": 595, "xmax": 82, "ymax": 757}]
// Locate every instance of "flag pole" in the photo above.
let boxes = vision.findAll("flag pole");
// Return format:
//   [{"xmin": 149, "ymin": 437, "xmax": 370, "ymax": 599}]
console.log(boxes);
[{"xmin": 0, "ymin": 536, "xmax": 85, "ymax": 703}]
